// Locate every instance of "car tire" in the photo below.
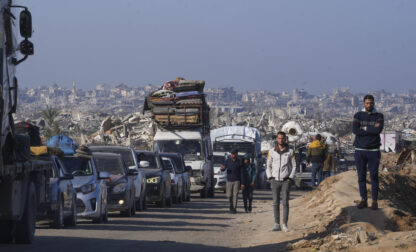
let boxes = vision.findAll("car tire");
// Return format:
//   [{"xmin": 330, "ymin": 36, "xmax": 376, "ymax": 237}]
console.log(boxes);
[
  {"xmin": 166, "ymin": 193, "xmax": 172, "ymax": 207},
  {"xmin": 200, "ymin": 185, "xmax": 208, "ymax": 198},
  {"xmin": 0, "ymin": 221, "xmax": 14, "ymax": 244},
  {"xmin": 130, "ymin": 193, "xmax": 136, "ymax": 216},
  {"xmin": 64, "ymin": 195, "xmax": 77, "ymax": 227},
  {"xmin": 136, "ymin": 197, "xmax": 143, "ymax": 212},
  {"xmin": 142, "ymin": 188, "xmax": 147, "ymax": 210},
  {"xmin": 92, "ymin": 200, "xmax": 103, "ymax": 223},
  {"xmin": 52, "ymin": 196, "xmax": 64, "ymax": 228},
  {"xmin": 14, "ymin": 182, "xmax": 37, "ymax": 244},
  {"xmin": 157, "ymin": 191, "xmax": 166, "ymax": 208}
]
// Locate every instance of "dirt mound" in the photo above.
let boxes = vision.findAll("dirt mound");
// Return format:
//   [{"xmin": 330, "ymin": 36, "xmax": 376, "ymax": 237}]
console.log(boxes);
[{"xmin": 287, "ymin": 170, "xmax": 416, "ymax": 251}]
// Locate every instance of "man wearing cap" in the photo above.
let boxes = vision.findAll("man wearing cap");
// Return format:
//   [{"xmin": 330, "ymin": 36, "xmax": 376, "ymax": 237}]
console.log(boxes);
[{"xmin": 221, "ymin": 149, "xmax": 244, "ymax": 213}]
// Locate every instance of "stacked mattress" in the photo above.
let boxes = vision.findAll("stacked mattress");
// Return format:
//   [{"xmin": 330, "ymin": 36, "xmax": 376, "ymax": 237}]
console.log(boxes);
[{"xmin": 144, "ymin": 79, "xmax": 210, "ymax": 127}]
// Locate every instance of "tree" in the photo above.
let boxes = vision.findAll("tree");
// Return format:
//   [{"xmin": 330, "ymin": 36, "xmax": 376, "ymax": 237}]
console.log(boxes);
[{"xmin": 40, "ymin": 106, "xmax": 61, "ymax": 139}]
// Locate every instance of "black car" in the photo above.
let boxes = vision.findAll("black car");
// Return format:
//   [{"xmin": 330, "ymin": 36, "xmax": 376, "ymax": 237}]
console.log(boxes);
[
  {"xmin": 92, "ymin": 152, "xmax": 138, "ymax": 216},
  {"xmin": 160, "ymin": 153, "xmax": 192, "ymax": 202},
  {"xmin": 135, "ymin": 151, "xmax": 172, "ymax": 207}
]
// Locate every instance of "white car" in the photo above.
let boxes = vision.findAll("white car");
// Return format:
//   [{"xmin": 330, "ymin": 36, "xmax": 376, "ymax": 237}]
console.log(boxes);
[
  {"xmin": 212, "ymin": 153, "xmax": 227, "ymax": 192},
  {"xmin": 161, "ymin": 155, "xmax": 184, "ymax": 204}
]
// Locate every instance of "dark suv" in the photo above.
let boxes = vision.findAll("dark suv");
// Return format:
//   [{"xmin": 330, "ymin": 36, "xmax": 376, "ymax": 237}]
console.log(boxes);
[
  {"xmin": 93, "ymin": 152, "xmax": 138, "ymax": 216},
  {"xmin": 135, "ymin": 151, "xmax": 172, "ymax": 207}
]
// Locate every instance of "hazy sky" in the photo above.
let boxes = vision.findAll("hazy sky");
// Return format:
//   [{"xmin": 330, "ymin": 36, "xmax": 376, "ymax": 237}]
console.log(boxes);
[{"xmin": 14, "ymin": 0, "xmax": 416, "ymax": 93}]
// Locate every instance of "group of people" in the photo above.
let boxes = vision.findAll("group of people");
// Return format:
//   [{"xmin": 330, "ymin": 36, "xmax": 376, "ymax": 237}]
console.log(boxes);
[
  {"xmin": 307, "ymin": 134, "xmax": 337, "ymax": 187},
  {"xmin": 220, "ymin": 94, "xmax": 383, "ymax": 232}
]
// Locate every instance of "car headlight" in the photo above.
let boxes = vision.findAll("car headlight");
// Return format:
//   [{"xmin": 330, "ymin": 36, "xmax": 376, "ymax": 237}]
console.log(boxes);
[
  {"xmin": 113, "ymin": 183, "xmax": 127, "ymax": 193},
  {"xmin": 81, "ymin": 183, "xmax": 96, "ymax": 194},
  {"xmin": 146, "ymin": 176, "xmax": 161, "ymax": 184}
]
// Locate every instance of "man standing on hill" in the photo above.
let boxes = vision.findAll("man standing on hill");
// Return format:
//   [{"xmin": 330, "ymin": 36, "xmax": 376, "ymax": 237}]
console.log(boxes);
[
  {"xmin": 352, "ymin": 94, "xmax": 384, "ymax": 210},
  {"xmin": 267, "ymin": 131, "xmax": 296, "ymax": 232},
  {"xmin": 307, "ymin": 134, "xmax": 327, "ymax": 187}
]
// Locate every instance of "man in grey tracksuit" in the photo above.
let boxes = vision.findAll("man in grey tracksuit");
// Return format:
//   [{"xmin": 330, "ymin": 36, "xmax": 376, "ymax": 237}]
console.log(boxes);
[{"xmin": 266, "ymin": 131, "xmax": 296, "ymax": 232}]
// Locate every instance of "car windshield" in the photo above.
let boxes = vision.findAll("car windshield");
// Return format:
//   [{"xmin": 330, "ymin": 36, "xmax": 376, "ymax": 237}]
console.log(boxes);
[
  {"xmin": 136, "ymin": 152, "xmax": 160, "ymax": 169},
  {"xmin": 91, "ymin": 148, "xmax": 136, "ymax": 167},
  {"xmin": 156, "ymin": 140, "xmax": 203, "ymax": 160},
  {"xmin": 213, "ymin": 155, "xmax": 226, "ymax": 166},
  {"xmin": 61, "ymin": 157, "xmax": 94, "ymax": 176},
  {"xmin": 213, "ymin": 142, "xmax": 254, "ymax": 154},
  {"xmin": 93, "ymin": 156, "xmax": 125, "ymax": 176}
]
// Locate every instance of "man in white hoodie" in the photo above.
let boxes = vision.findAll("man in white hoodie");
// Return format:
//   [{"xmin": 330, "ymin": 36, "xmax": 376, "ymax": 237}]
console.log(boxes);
[{"xmin": 266, "ymin": 131, "xmax": 296, "ymax": 232}]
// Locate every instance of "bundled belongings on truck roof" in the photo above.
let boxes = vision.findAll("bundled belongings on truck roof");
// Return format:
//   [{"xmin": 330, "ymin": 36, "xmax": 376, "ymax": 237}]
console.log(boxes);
[
  {"xmin": 14, "ymin": 121, "xmax": 42, "ymax": 146},
  {"xmin": 143, "ymin": 78, "xmax": 210, "ymax": 129},
  {"xmin": 46, "ymin": 134, "xmax": 78, "ymax": 155}
]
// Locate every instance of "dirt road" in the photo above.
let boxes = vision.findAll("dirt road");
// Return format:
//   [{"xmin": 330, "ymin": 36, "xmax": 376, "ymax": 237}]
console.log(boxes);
[{"xmin": 0, "ymin": 189, "xmax": 307, "ymax": 252}]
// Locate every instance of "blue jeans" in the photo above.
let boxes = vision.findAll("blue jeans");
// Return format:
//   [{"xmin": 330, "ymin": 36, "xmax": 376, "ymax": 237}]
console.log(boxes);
[
  {"xmin": 322, "ymin": 171, "xmax": 331, "ymax": 180},
  {"xmin": 355, "ymin": 150, "xmax": 380, "ymax": 201},
  {"xmin": 311, "ymin": 162, "xmax": 323, "ymax": 186}
]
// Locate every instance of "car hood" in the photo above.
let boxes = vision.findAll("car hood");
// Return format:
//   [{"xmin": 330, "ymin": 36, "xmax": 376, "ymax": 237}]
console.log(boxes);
[
  {"xmin": 72, "ymin": 175, "xmax": 95, "ymax": 189},
  {"xmin": 142, "ymin": 169, "xmax": 163, "ymax": 178}
]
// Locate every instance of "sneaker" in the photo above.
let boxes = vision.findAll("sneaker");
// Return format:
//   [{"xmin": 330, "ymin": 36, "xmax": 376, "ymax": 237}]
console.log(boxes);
[
  {"xmin": 371, "ymin": 201, "xmax": 378, "ymax": 210},
  {"xmin": 356, "ymin": 200, "xmax": 368, "ymax": 209},
  {"xmin": 282, "ymin": 224, "xmax": 290, "ymax": 232},
  {"xmin": 271, "ymin": 223, "xmax": 281, "ymax": 231}
]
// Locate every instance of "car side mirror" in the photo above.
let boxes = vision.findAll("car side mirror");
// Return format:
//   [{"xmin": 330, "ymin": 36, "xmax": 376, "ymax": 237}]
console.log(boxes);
[
  {"xmin": 98, "ymin": 171, "xmax": 110, "ymax": 179},
  {"xmin": 60, "ymin": 173, "xmax": 74, "ymax": 180},
  {"xmin": 185, "ymin": 166, "xmax": 192, "ymax": 171},
  {"xmin": 20, "ymin": 9, "xmax": 33, "ymax": 38},
  {"xmin": 128, "ymin": 169, "xmax": 139, "ymax": 176},
  {"xmin": 139, "ymin": 161, "xmax": 150, "ymax": 168}
]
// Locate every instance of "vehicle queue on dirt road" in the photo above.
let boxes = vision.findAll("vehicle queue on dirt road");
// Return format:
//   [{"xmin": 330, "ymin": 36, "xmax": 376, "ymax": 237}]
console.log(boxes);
[{"xmin": 39, "ymin": 144, "xmax": 194, "ymax": 229}]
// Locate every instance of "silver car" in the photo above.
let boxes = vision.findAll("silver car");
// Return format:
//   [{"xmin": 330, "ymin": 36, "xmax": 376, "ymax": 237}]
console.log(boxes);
[
  {"xmin": 60, "ymin": 154, "xmax": 110, "ymax": 223},
  {"xmin": 89, "ymin": 146, "xmax": 146, "ymax": 211},
  {"xmin": 161, "ymin": 156, "xmax": 184, "ymax": 204},
  {"xmin": 213, "ymin": 153, "xmax": 227, "ymax": 193}
]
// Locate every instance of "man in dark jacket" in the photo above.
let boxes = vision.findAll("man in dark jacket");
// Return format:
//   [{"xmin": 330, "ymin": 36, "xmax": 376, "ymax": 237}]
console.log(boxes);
[
  {"xmin": 241, "ymin": 153, "xmax": 257, "ymax": 213},
  {"xmin": 352, "ymin": 94, "xmax": 384, "ymax": 210},
  {"xmin": 221, "ymin": 149, "xmax": 244, "ymax": 213}
]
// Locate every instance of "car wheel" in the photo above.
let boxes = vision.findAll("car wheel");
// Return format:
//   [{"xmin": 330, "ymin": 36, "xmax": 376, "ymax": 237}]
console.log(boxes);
[
  {"xmin": 130, "ymin": 194, "xmax": 136, "ymax": 216},
  {"xmin": 64, "ymin": 196, "xmax": 77, "ymax": 227},
  {"xmin": 52, "ymin": 197, "xmax": 64, "ymax": 228},
  {"xmin": 200, "ymin": 185, "xmax": 208, "ymax": 198},
  {"xmin": 142, "ymin": 188, "xmax": 147, "ymax": 210},
  {"xmin": 0, "ymin": 221, "xmax": 14, "ymax": 244},
  {"xmin": 92, "ymin": 199, "xmax": 103, "ymax": 223},
  {"xmin": 166, "ymin": 192, "xmax": 172, "ymax": 207},
  {"xmin": 136, "ymin": 196, "xmax": 143, "ymax": 212},
  {"xmin": 14, "ymin": 182, "xmax": 37, "ymax": 244},
  {"xmin": 103, "ymin": 204, "xmax": 109, "ymax": 222}
]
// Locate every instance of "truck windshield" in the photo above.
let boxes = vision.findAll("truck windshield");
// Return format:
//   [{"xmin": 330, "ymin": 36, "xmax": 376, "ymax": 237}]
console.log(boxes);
[
  {"xmin": 213, "ymin": 142, "xmax": 254, "ymax": 154},
  {"xmin": 61, "ymin": 157, "xmax": 94, "ymax": 176},
  {"xmin": 213, "ymin": 155, "xmax": 226, "ymax": 166},
  {"xmin": 93, "ymin": 156, "xmax": 125, "ymax": 176},
  {"xmin": 156, "ymin": 140, "xmax": 203, "ymax": 161}
]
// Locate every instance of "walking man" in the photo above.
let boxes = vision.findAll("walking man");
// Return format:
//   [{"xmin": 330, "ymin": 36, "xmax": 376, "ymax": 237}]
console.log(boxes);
[
  {"xmin": 267, "ymin": 131, "xmax": 296, "ymax": 232},
  {"xmin": 241, "ymin": 154, "xmax": 257, "ymax": 213},
  {"xmin": 307, "ymin": 134, "xmax": 327, "ymax": 187},
  {"xmin": 221, "ymin": 149, "xmax": 243, "ymax": 213},
  {"xmin": 353, "ymin": 94, "xmax": 384, "ymax": 210}
]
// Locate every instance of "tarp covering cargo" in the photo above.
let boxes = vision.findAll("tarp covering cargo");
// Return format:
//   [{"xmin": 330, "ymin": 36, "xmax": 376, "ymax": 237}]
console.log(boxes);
[{"xmin": 46, "ymin": 134, "xmax": 78, "ymax": 155}]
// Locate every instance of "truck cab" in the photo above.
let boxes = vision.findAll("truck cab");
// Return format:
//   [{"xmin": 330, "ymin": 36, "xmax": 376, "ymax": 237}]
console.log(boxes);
[{"xmin": 153, "ymin": 129, "xmax": 214, "ymax": 198}]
